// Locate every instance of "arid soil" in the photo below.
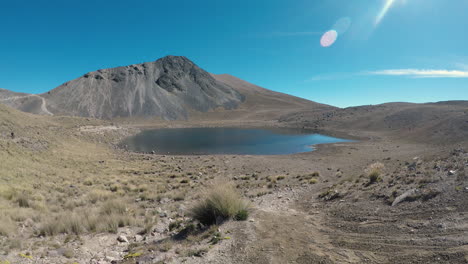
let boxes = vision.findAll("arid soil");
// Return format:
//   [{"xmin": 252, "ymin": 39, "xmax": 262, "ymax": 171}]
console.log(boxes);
[
  {"xmin": 0, "ymin": 101, "xmax": 468, "ymax": 263},
  {"xmin": 0, "ymin": 94, "xmax": 467, "ymax": 264}
]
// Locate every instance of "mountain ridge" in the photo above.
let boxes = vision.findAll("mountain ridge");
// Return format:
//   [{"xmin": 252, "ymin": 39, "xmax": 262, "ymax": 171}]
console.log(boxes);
[
  {"xmin": 38, "ymin": 56, "xmax": 245, "ymax": 119},
  {"xmin": 0, "ymin": 56, "xmax": 332, "ymax": 120}
]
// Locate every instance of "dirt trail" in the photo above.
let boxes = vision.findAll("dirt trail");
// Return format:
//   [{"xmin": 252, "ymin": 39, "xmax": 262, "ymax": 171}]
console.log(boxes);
[
  {"xmin": 186, "ymin": 187, "xmax": 372, "ymax": 264},
  {"xmin": 0, "ymin": 94, "xmax": 53, "ymax": 115},
  {"xmin": 185, "ymin": 181, "xmax": 468, "ymax": 264}
]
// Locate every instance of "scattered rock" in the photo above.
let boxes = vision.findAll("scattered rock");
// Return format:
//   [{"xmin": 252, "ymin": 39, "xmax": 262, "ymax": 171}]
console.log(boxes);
[
  {"xmin": 134, "ymin": 235, "xmax": 144, "ymax": 242},
  {"xmin": 319, "ymin": 189, "xmax": 342, "ymax": 201},
  {"xmin": 392, "ymin": 189, "xmax": 418, "ymax": 206},
  {"xmin": 105, "ymin": 256, "xmax": 117, "ymax": 262},
  {"xmin": 159, "ymin": 212, "xmax": 168, "ymax": 218},
  {"xmin": 117, "ymin": 235, "xmax": 129, "ymax": 243}
]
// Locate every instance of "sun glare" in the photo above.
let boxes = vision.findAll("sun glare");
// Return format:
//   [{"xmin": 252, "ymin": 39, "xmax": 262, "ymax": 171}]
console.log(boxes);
[
  {"xmin": 320, "ymin": 30, "xmax": 338, "ymax": 47},
  {"xmin": 375, "ymin": 0, "xmax": 396, "ymax": 26}
]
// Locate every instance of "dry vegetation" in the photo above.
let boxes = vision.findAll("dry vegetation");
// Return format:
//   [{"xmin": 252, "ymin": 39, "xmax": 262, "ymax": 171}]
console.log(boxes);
[
  {"xmin": 0, "ymin": 105, "xmax": 265, "ymax": 262},
  {"xmin": 190, "ymin": 183, "xmax": 249, "ymax": 225},
  {"xmin": 2, "ymin": 101, "xmax": 466, "ymax": 263}
]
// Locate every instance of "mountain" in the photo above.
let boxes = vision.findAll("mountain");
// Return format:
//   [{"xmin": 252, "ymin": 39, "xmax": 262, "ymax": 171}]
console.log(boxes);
[
  {"xmin": 279, "ymin": 101, "xmax": 468, "ymax": 143},
  {"xmin": 0, "ymin": 88, "xmax": 52, "ymax": 116},
  {"xmin": 40, "ymin": 56, "xmax": 244, "ymax": 120},
  {"xmin": 205, "ymin": 73, "xmax": 335, "ymax": 121},
  {"xmin": 0, "ymin": 56, "xmax": 332, "ymax": 120}
]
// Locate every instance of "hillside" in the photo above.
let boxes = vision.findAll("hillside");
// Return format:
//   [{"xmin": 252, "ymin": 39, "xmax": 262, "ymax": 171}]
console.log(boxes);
[
  {"xmin": 0, "ymin": 57, "xmax": 335, "ymax": 121},
  {"xmin": 279, "ymin": 101, "xmax": 468, "ymax": 144},
  {"xmin": 40, "ymin": 56, "xmax": 244, "ymax": 120},
  {"xmin": 0, "ymin": 90, "xmax": 467, "ymax": 263},
  {"xmin": 0, "ymin": 88, "xmax": 51, "ymax": 116}
]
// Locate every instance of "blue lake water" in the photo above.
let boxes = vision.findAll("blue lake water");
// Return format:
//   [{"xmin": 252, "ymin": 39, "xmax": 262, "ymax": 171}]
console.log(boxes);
[{"xmin": 121, "ymin": 127, "xmax": 351, "ymax": 155}]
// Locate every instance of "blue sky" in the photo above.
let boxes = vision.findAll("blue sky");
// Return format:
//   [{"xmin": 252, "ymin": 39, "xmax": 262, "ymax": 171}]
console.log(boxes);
[{"xmin": 0, "ymin": 0, "xmax": 467, "ymax": 107}]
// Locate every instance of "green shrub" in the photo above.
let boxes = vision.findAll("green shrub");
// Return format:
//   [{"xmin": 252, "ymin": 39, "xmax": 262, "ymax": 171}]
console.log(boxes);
[{"xmin": 234, "ymin": 209, "xmax": 249, "ymax": 221}]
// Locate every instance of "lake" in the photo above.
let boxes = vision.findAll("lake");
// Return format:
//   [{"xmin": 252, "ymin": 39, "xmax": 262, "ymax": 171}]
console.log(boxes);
[{"xmin": 121, "ymin": 127, "xmax": 351, "ymax": 155}]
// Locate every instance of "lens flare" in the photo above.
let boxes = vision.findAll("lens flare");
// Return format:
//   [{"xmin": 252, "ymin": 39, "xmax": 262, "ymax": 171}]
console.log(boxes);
[
  {"xmin": 333, "ymin": 17, "xmax": 351, "ymax": 35},
  {"xmin": 320, "ymin": 30, "xmax": 338, "ymax": 47},
  {"xmin": 376, "ymin": 0, "xmax": 396, "ymax": 26}
]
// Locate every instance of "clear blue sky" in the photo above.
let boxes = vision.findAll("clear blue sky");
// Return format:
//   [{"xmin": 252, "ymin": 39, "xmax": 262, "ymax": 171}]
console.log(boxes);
[{"xmin": 1, "ymin": 0, "xmax": 467, "ymax": 107}]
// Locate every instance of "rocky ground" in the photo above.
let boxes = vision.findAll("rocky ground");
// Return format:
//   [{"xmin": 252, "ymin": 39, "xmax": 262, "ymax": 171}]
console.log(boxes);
[{"xmin": 0, "ymin": 101, "xmax": 467, "ymax": 264}]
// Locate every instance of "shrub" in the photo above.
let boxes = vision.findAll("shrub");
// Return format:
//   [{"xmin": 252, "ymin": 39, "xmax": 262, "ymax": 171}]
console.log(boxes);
[
  {"xmin": 100, "ymin": 200, "xmax": 127, "ymax": 215},
  {"xmin": 87, "ymin": 190, "xmax": 112, "ymax": 204},
  {"xmin": 16, "ymin": 192, "xmax": 30, "ymax": 208},
  {"xmin": 173, "ymin": 194, "xmax": 185, "ymax": 201},
  {"xmin": 368, "ymin": 171, "xmax": 380, "ymax": 184},
  {"xmin": 234, "ymin": 209, "xmax": 249, "ymax": 221},
  {"xmin": 0, "ymin": 216, "xmax": 16, "ymax": 237},
  {"xmin": 83, "ymin": 179, "xmax": 93, "ymax": 186},
  {"xmin": 190, "ymin": 184, "xmax": 249, "ymax": 225},
  {"xmin": 309, "ymin": 179, "xmax": 318, "ymax": 184},
  {"xmin": 366, "ymin": 162, "xmax": 384, "ymax": 184},
  {"xmin": 39, "ymin": 213, "xmax": 84, "ymax": 236}
]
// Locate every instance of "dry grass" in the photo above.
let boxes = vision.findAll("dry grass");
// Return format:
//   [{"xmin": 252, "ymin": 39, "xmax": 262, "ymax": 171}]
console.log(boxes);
[
  {"xmin": 190, "ymin": 183, "xmax": 250, "ymax": 225},
  {"xmin": 0, "ymin": 215, "xmax": 16, "ymax": 237},
  {"xmin": 366, "ymin": 162, "xmax": 385, "ymax": 184},
  {"xmin": 0, "ymin": 106, "xmax": 170, "ymax": 241}
]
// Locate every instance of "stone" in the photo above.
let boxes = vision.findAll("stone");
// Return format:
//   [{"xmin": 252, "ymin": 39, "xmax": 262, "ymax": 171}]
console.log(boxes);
[
  {"xmin": 392, "ymin": 189, "xmax": 418, "ymax": 206},
  {"xmin": 135, "ymin": 235, "xmax": 144, "ymax": 242},
  {"xmin": 117, "ymin": 235, "xmax": 129, "ymax": 243}
]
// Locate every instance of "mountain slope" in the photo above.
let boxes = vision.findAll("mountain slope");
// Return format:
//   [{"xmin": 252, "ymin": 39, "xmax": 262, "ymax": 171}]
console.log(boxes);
[
  {"xmin": 213, "ymin": 74, "xmax": 332, "ymax": 110},
  {"xmin": 41, "ymin": 56, "xmax": 244, "ymax": 120},
  {"xmin": 187, "ymin": 74, "xmax": 335, "ymax": 121},
  {"xmin": 279, "ymin": 101, "xmax": 468, "ymax": 143},
  {"xmin": 0, "ymin": 56, "xmax": 335, "ymax": 121},
  {"xmin": 0, "ymin": 88, "xmax": 52, "ymax": 116}
]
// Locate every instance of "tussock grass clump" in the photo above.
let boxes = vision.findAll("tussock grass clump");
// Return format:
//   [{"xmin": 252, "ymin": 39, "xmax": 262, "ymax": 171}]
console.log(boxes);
[
  {"xmin": 309, "ymin": 178, "xmax": 318, "ymax": 184},
  {"xmin": 39, "ymin": 213, "xmax": 84, "ymax": 236},
  {"xmin": 190, "ymin": 184, "xmax": 249, "ymax": 225},
  {"xmin": 16, "ymin": 195, "xmax": 30, "ymax": 208},
  {"xmin": 100, "ymin": 199, "xmax": 127, "ymax": 215},
  {"xmin": 38, "ymin": 199, "xmax": 134, "ymax": 236},
  {"xmin": 366, "ymin": 162, "xmax": 385, "ymax": 184},
  {"xmin": 87, "ymin": 190, "xmax": 113, "ymax": 204},
  {"xmin": 0, "ymin": 216, "xmax": 16, "ymax": 237}
]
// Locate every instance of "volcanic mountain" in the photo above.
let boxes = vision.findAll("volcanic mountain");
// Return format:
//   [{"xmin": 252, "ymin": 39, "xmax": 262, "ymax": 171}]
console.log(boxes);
[
  {"xmin": 0, "ymin": 56, "xmax": 332, "ymax": 120},
  {"xmin": 42, "ymin": 56, "xmax": 248, "ymax": 120}
]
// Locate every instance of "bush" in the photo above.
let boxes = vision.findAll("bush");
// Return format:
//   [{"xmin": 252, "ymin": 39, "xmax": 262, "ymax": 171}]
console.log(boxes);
[
  {"xmin": 234, "ymin": 209, "xmax": 249, "ymax": 221},
  {"xmin": 39, "ymin": 213, "xmax": 84, "ymax": 236},
  {"xmin": 368, "ymin": 171, "xmax": 380, "ymax": 184},
  {"xmin": 190, "ymin": 184, "xmax": 249, "ymax": 225},
  {"xmin": 309, "ymin": 179, "xmax": 318, "ymax": 184},
  {"xmin": 366, "ymin": 162, "xmax": 384, "ymax": 184},
  {"xmin": 100, "ymin": 200, "xmax": 127, "ymax": 215},
  {"xmin": 16, "ymin": 192, "xmax": 30, "ymax": 208},
  {"xmin": 0, "ymin": 216, "xmax": 16, "ymax": 237}
]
